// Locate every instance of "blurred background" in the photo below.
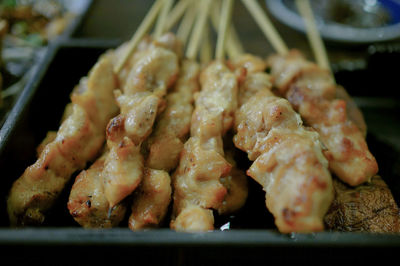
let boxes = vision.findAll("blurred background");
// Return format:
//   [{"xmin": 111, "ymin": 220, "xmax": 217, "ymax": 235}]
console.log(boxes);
[{"xmin": 0, "ymin": 0, "xmax": 89, "ymax": 125}]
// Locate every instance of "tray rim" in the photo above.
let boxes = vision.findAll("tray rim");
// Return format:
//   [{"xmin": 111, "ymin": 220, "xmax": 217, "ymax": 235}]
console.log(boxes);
[
  {"xmin": 57, "ymin": 0, "xmax": 94, "ymax": 42},
  {"xmin": 1, "ymin": 228, "xmax": 400, "ymax": 247},
  {"xmin": 0, "ymin": 0, "xmax": 95, "ymax": 155}
]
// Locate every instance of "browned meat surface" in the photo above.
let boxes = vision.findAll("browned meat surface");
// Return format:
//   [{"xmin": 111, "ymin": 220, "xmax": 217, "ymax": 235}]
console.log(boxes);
[
  {"xmin": 67, "ymin": 33, "xmax": 181, "ymax": 228},
  {"xmin": 36, "ymin": 131, "xmax": 57, "ymax": 156},
  {"xmin": 7, "ymin": 54, "xmax": 118, "ymax": 226},
  {"xmin": 67, "ymin": 152, "xmax": 126, "ymax": 228},
  {"xmin": 233, "ymin": 54, "xmax": 333, "ymax": 233},
  {"xmin": 102, "ymin": 33, "xmax": 180, "ymax": 209},
  {"xmin": 171, "ymin": 60, "xmax": 238, "ymax": 232},
  {"xmin": 129, "ymin": 168, "xmax": 171, "ymax": 230},
  {"xmin": 102, "ymin": 136, "xmax": 144, "ymax": 207},
  {"xmin": 218, "ymin": 146, "xmax": 248, "ymax": 215},
  {"xmin": 324, "ymin": 176, "xmax": 400, "ymax": 233},
  {"xmin": 129, "ymin": 59, "xmax": 199, "ymax": 230},
  {"xmin": 267, "ymin": 50, "xmax": 378, "ymax": 186},
  {"xmin": 145, "ymin": 59, "xmax": 200, "ymax": 171}
]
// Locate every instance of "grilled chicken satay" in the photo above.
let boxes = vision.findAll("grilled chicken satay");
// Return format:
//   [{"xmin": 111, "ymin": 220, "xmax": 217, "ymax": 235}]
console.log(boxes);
[
  {"xmin": 128, "ymin": 168, "xmax": 171, "ymax": 229},
  {"xmin": 68, "ymin": 33, "xmax": 181, "ymax": 228},
  {"xmin": 267, "ymin": 50, "xmax": 378, "ymax": 186},
  {"xmin": 260, "ymin": 53, "xmax": 396, "ymax": 232},
  {"xmin": 325, "ymin": 176, "xmax": 400, "ymax": 233},
  {"xmin": 103, "ymin": 33, "xmax": 180, "ymax": 208},
  {"xmin": 115, "ymin": 34, "xmax": 182, "ymax": 89},
  {"xmin": 68, "ymin": 151, "xmax": 126, "ymax": 228},
  {"xmin": 129, "ymin": 59, "xmax": 200, "ymax": 230},
  {"xmin": 67, "ymin": 39, "xmax": 153, "ymax": 228},
  {"xmin": 217, "ymin": 141, "xmax": 248, "ymax": 215},
  {"xmin": 232, "ymin": 54, "xmax": 333, "ymax": 233},
  {"xmin": 145, "ymin": 59, "xmax": 200, "ymax": 171},
  {"xmin": 171, "ymin": 60, "xmax": 238, "ymax": 232},
  {"xmin": 7, "ymin": 54, "xmax": 118, "ymax": 226}
]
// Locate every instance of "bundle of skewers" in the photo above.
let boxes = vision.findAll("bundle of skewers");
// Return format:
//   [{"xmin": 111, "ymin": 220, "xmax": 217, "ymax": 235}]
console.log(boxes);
[{"xmin": 7, "ymin": 0, "xmax": 400, "ymax": 233}]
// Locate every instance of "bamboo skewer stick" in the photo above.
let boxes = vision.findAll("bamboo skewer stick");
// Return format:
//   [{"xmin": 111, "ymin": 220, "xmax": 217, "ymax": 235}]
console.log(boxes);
[
  {"xmin": 225, "ymin": 26, "xmax": 243, "ymax": 59},
  {"xmin": 114, "ymin": 0, "xmax": 164, "ymax": 73},
  {"xmin": 216, "ymin": 0, "xmax": 234, "ymax": 59},
  {"xmin": 209, "ymin": 2, "xmax": 243, "ymax": 60},
  {"xmin": 200, "ymin": 22, "xmax": 213, "ymax": 64},
  {"xmin": 164, "ymin": 0, "xmax": 191, "ymax": 32},
  {"xmin": 295, "ymin": 0, "xmax": 368, "ymax": 134},
  {"xmin": 228, "ymin": 24, "xmax": 245, "ymax": 56},
  {"xmin": 186, "ymin": 0, "xmax": 211, "ymax": 60},
  {"xmin": 295, "ymin": 0, "xmax": 330, "ymax": 71},
  {"xmin": 176, "ymin": 1, "xmax": 197, "ymax": 45},
  {"xmin": 154, "ymin": 0, "xmax": 174, "ymax": 38},
  {"xmin": 241, "ymin": 0, "xmax": 288, "ymax": 55}
]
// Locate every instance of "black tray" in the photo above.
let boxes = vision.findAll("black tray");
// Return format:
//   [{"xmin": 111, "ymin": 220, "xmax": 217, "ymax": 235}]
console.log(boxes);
[{"xmin": 0, "ymin": 41, "xmax": 400, "ymax": 264}]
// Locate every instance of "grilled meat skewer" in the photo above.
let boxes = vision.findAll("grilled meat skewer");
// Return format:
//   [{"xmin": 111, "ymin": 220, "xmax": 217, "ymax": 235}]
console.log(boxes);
[
  {"xmin": 232, "ymin": 54, "xmax": 333, "ymax": 233},
  {"xmin": 171, "ymin": 60, "xmax": 238, "ymax": 231},
  {"xmin": 68, "ymin": 34, "xmax": 181, "ymax": 228},
  {"xmin": 267, "ymin": 50, "xmax": 378, "ymax": 186},
  {"xmin": 8, "ymin": 54, "xmax": 118, "ymax": 226}
]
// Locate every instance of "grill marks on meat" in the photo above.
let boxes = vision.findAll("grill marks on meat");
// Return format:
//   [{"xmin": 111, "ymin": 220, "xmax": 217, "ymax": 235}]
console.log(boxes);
[
  {"xmin": 171, "ymin": 61, "xmax": 238, "ymax": 232},
  {"xmin": 267, "ymin": 50, "xmax": 378, "ymax": 186},
  {"xmin": 8, "ymin": 54, "xmax": 118, "ymax": 226},
  {"xmin": 325, "ymin": 176, "xmax": 400, "ymax": 233},
  {"xmin": 233, "ymin": 54, "xmax": 333, "ymax": 233}
]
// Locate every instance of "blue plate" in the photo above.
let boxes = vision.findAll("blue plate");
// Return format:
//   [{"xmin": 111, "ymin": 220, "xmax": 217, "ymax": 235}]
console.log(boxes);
[{"xmin": 266, "ymin": 0, "xmax": 400, "ymax": 43}]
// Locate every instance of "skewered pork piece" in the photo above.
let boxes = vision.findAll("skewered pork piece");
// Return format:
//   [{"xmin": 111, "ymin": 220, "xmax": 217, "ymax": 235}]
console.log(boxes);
[
  {"xmin": 267, "ymin": 50, "xmax": 378, "ymax": 186},
  {"xmin": 115, "ymin": 34, "xmax": 183, "ymax": 89},
  {"xmin": 232, "ymin": 54, "xmax": 333, "ymax": 233},
  {"xmin": 145, "ymin": 59, "xmax": 200, "ymax": 171},
  {"xmin": 325, "ymin": 176, "xmax": 400, "ymax": 233},
  {"xmin": 67, "ymin": 39, "xmax": 152, "ymax": 228},
  {"xmin": 171, "ymin": 60, "xmax": 238, "ymax": 232},
  {"xmin": 68, "ymin": 151, "xmax": 126, "ymax": 228},
  {"xmin": 128, "ymin": 168, "xmax": 171, "ymax": 229},
  {"xmin": 68, "ymin": 33, "xmax": 181, "ymax": 228},
  {"xmin": 218, "ymin": 139, "xmax": 248, "ymax": 215},
  {"xmin": 7, "ymin": 53, "xmax": 118, "ymax": 226},
  {"xmin": 102, "ymin": 33, "xmax": 180, "ymax": 209},
  {"xmin": 129, "ymin": 59, "xmax": 200, "ymax": 230}
]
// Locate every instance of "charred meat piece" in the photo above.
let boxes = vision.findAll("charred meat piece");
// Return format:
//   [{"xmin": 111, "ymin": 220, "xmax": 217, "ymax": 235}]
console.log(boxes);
[{"xmin": 325, "ymin": 176, "xmax": 400, "ymax": 233}]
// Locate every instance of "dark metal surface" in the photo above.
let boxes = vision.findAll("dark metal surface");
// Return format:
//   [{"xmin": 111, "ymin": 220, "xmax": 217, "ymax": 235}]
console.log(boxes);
[{"xmin": 1, "ymin": 228, "xmax": 400, "ymax": 247}]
